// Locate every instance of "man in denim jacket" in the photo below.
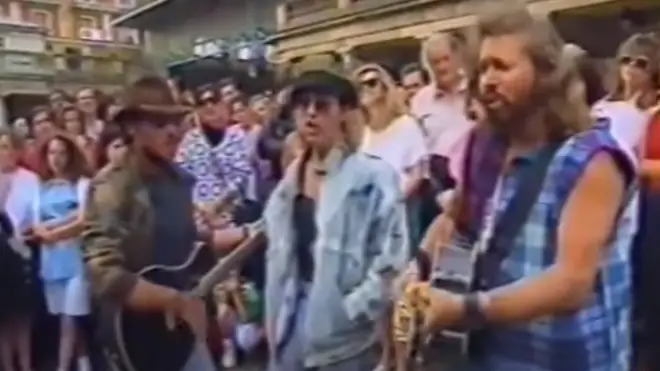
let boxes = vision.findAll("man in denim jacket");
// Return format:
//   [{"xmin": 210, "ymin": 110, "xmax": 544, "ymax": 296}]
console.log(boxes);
[{"xmin": 264, "ymin": 70, "xmax": 410, "ymax": 371}]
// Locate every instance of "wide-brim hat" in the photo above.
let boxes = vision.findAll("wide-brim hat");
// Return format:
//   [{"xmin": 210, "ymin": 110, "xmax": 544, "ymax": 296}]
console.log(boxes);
[
  {"xmin": 112, "ymin": 75, "xmax": 192, "ymax": 126},
  {"xmin": 288, "ymin": 70, "xmax": 359, "ymax": 109}
]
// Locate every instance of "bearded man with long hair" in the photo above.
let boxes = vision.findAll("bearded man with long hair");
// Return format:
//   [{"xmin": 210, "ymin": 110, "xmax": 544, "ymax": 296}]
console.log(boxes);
[{"xmin": 416, "ymin": 5, "xmax": 637, "ymax": 371}]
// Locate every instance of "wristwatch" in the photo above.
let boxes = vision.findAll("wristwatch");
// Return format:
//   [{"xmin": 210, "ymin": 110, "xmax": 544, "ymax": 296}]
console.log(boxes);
[{"xmin": 463, "ymin": 291, "xmax": 490, "ymax": 330}]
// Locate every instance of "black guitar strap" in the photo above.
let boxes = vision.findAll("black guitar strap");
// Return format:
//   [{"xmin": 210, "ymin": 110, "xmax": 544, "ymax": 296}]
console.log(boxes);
[{"xmin": 474, "ymin": 141, "xmax": 563, "ymax": 290}]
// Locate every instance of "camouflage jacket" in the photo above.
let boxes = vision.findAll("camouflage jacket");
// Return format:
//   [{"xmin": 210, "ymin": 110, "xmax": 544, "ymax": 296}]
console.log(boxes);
[{"xmin": 81, "ymin": 158, "xmax": 190, "ymax": 304}]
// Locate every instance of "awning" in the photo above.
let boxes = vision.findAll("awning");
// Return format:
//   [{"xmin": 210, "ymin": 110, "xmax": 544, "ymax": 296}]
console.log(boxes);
[
  {"xmin": 111, "ymin": 0, "xmax": 174, "ymax": 28},
  {"xmin": 561, "ymin": 0, "xmax": 660, "ymax": 16}
]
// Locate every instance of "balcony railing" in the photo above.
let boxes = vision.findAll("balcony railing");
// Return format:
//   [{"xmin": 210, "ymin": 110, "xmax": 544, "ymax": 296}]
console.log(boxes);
[
  {"xmin": 285, "ymin": 0, "xmax": 335, "ymax": 19},
  {"xmin": 0, "ymin": 50, "xmax": 54, "ymax": 78},
  {"xmin": 53, "ymin": 55, "xmax": 129, "ymax": 84},
  {"xmin": 277, "ymin": 0, "xmax": 410, "ymax": 29},
  {"xmin": 23, "ymin": 0, "xmax": 132, "ymax": 13}
]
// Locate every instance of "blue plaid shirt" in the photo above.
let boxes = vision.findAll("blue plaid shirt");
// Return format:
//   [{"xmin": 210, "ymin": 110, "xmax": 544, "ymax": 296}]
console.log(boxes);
[{"xmin": 479, "ymin": 126, "xmax": 637, "ymax": 371}]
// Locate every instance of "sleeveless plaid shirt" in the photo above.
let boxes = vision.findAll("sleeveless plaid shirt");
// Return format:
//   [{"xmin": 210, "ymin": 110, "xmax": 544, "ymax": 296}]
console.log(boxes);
[{"xmin": 479, "ymin": 125, "xmax": 636, "ymax": 371}]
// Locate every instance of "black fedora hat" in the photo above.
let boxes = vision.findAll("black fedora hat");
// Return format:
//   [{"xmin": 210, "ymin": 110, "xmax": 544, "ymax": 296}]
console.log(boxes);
[
  {"xmin": 289, "ymin": 70, "xmax": 359, "ymax": 109},
  {"xmin": 112, "ymin": 75, "xmax": 192, "ymax": 126}
]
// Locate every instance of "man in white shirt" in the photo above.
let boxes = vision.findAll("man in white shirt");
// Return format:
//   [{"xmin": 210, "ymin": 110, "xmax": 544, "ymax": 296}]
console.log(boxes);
[{"xmin": 410, "ymin": 32, "xmax": 475, "ymax": 185}]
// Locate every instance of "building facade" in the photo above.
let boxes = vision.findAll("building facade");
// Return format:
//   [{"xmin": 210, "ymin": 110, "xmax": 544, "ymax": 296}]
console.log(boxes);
[
  {"xmin": 0, "ymin": 0, "xmax": 147, "ymax": 121},
  {"xmin": 271, "ymin": 0, "xmax": 660, "ymax": 76},
  {"xmin": 112, "ymin": 0, "xmax": 278, "ymax": 92}
]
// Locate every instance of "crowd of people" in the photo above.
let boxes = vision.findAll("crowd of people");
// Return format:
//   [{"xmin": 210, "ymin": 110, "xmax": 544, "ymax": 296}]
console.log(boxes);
[{"xmin": 0, "ymin": 3, "xmax": 660, "ymax": 371}]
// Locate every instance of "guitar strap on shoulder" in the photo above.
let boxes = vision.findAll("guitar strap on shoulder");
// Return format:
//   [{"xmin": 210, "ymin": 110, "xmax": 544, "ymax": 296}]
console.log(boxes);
[{"xmin": 474, "ymin": 141, "xmax": 563, "ymax": 290}]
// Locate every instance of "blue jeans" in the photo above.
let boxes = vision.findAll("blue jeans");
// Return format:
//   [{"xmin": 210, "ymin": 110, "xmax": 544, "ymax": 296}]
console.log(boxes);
[{"xmin": 268, "ymin": 297, "xmax": 377, "ymax": 371}]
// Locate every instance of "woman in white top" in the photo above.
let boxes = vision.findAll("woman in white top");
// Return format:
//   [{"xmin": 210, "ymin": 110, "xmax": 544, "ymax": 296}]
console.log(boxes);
[
  {"xmin": 591, "ymin": 34, "xmax": 659, "ymax": 157},
  {"xmin": 354, "ymin": 64, "xmax": 427, "ymax": 225},
  {"xmin": 0, "ymin": 128, "xmax": 40, "ymax": 371},
  {"xmin": 353, "ymin": 63, "xmax": 427, "ymax": 371}
]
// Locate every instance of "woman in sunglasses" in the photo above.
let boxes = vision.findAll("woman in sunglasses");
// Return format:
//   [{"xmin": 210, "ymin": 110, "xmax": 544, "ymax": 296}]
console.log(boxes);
[
  {"xmin": 606, "ymin": 34, "xmax": 660, "ymax": 371},
  {"xmin": 264, "ymin": 70, "xmax": 409, "ymax": 371},
  {"xmin": 175, "ymin": 85, "xmax": 251, "ymax": 207},
  {"xmin": 352, "ymin": 64, "xmax": 427, "ymax": 371},
  {"xmin": 593, "ymin": 34, "xmax": 659, "ymax": 155},
  {"xmin": 353, "ymin": 64, "xmax": 427, "ymax": 243}
]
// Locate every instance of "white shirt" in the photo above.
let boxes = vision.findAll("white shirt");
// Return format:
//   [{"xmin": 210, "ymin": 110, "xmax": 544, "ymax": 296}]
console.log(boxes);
[
  {"xmin": 410, "ymin": 84, "xmax": 475, "ymax": 183},
  {"xmin": 4, "ymin": 167, "xmax": 40, "ymax": 233},
  {"xmin": 361, "ymin": 115, "xmax": 428, "ymax": 190},
  {"xmin": 592, "ymin": 100, "xmax": 650, "ymax": 162}
]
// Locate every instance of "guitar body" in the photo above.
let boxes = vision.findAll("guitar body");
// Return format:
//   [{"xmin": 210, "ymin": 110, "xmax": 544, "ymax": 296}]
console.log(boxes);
[{"xmin": 103, "ymin": 245, "xmax": 216, "ymax": 371}]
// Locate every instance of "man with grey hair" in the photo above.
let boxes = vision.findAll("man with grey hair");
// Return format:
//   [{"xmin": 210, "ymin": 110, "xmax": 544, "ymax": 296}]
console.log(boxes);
[{"xmin": 411, "ymin": 32, "xmax": 475, "ymax": 192}]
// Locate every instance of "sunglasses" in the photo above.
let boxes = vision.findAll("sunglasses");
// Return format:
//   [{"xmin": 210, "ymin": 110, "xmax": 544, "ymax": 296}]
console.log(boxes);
[
  {"xmin": 620, "ymin": 56, "xmax": 649, "ymax": 70},
  {"xmin": 140, "ymin": 119, "xmax": 182, "ymax": 128},
  {"xmin": 359, "ymin": 78, "xmax": 381, "ymax": 89},
  {"xmin": 290, "ymin": 94, "xmax": 336, "ymax": 113},
  {"xmin": 197, "ymin": 96, "xmax": 219, "ymax": 106}
]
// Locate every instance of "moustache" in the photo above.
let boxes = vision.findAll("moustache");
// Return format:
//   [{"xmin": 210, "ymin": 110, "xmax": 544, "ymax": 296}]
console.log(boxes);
[{"xmin": 479, "ymin": 88, "xmax": 503, "ymax": 103}]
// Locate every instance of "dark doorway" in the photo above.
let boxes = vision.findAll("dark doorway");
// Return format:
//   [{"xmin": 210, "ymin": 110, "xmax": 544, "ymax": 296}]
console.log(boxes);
[{"xmin": 5, "ymin": 93, "xmax": 48, "ymax": 122}]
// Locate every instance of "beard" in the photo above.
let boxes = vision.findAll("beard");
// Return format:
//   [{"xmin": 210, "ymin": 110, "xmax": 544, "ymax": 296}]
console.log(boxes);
[{"xmin": 481, "ymin": 87, "xmax": 539, "ymax": 141}]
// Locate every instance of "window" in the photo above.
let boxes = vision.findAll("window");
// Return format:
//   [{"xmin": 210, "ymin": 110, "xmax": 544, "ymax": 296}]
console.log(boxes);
[
  {"xmin": 65, "ymin": 47, "xmax": 82, "ymax": 71},
  {"xmin": 116, "ymin": 28, "xmax": 139, "ymax": 45},
  {"xmin": 116, "ymin": 0, "xmax": 136, "ymax": 8},
  {"xmin": 29, "ymin": 10, "xmax": 54, "ymax": 34},
  {"xmin": 78, "ymin": 15, "xmax": 98, "ymax": 29}
]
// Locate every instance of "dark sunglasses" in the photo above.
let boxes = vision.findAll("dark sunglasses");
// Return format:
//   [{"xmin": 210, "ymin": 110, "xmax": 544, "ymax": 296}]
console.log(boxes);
[
  {"xmin": 620, "ymin": 56, "xmax": 649, "ymax": 70},
  {"xmin": 359, "ymin": 78, "xmax": 381, "ymax": 89},
  {"xmin": 290, "ymin": 94, "xmax": 336, "ymax": 112},
  {"xmin": 140, "ymin": 119, "xmax": 182, "ymax": 128},
  {"xmin": 195, "ymin": 90, "xmax": 219, "ymax": 104}
]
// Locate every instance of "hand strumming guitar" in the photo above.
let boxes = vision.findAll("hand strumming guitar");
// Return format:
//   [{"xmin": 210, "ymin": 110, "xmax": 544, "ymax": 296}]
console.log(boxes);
[{"xmin": 403, "ymin": 282, "xmax": 464, "ymax": 331}]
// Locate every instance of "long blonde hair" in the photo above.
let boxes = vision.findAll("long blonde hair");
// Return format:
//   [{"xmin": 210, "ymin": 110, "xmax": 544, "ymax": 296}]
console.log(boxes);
[
  {"xmin": 607, "ymin": 33, "xmax": 660, "ymax": 109},
  {"xmin": 352, "ymin": 64, "xmax": 406, "ymax": 130}
]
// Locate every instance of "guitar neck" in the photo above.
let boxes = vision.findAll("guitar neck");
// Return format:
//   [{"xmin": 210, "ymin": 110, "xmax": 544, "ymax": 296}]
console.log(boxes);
[{"xmin": 192, "ymin": 220, "xmax": 266, "ymax": 297}]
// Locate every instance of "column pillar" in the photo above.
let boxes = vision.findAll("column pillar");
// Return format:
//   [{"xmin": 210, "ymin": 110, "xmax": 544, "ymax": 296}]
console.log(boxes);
[
  {"xmin": 337, "ymin": 47, "xmax": 355, "ymax": 73},
  {"xmin": 8, "ymin": 2, "xmax": 22, "ymax": 21},
  {"xmin": 58, "ymin": 0, "xmax": 75, "ymax": 39},
  {"xmin": 0, "ymin": 96, "xmax": 8, "ymax": 130},
  {"xmin": 276, "ymin": 4, "xmax": 288, "ymax": 29},
  {"xmin": 102, "ymin": 13, "xmax": 113, "ymax": 41}
]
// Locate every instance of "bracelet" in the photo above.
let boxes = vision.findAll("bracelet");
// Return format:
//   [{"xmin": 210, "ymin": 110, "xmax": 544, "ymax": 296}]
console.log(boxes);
[{"xmin": 463, "ymin": 292, "xmax": 490, "ymax": 330}]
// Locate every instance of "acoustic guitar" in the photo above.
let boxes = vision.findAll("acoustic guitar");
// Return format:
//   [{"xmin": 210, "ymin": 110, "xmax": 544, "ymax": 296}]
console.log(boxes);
[
  {"xmin": 104, "ymin": 219, "xmax": 266, "ymax": 371},
  {"xmin": 103, "ymin": 190, "xmax": 266, "ymax": 371}
]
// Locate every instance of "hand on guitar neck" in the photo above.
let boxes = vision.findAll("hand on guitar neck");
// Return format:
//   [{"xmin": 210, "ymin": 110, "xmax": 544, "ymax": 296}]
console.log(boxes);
[{"xmin": 124, "ymin": 218, "xmax": 264, "ymax": 334}]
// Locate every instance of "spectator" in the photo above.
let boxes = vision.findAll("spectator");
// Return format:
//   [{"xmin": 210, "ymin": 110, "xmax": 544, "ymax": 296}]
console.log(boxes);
[
  {"xmin": 61, "ymin": 104, "xmax": 86, "ymax": 137},
  {"xmin": 12, "ymin": 118, "xmax": 30, "ymax": 140},
  {"xmin": 75, "ymin": 88, "xmax": 106, "ymax": 140},
  {"xmin": 0, "ymin": 128, "xmax": 40, "ymax": 371},
  {"xmin": 32, "ymin": 133, "xmax": 92, "ymax": 371},
  {"xmin": 95, "ymin": 124, "xmax": 130, "ymax": 170},
  {"xmin": 399, "ymin": 63, "xmax": 429, "ymax": 106},
  {"xmin": 219, "ymin": 78, "xmax": 242, "ymax": 105},
  {"xmin": 593, "ymin": 34, "xmax": 659, "ymax": 156},
  {"xmin": 176, "ymin": 84, "xmax": 252, "ymax": 206},
  {"xmin": 30, "ymin": 106, "xmax": 57, "ymax": 142}
]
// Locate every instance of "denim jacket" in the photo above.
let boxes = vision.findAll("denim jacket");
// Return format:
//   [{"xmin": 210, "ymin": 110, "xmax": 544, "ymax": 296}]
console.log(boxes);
[{"xmin": 264, "ymin": 148, "xmax": 410, "ymax": 367}]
